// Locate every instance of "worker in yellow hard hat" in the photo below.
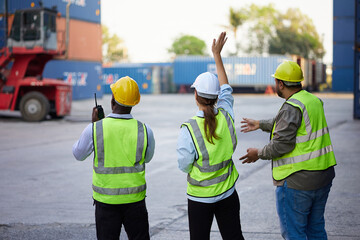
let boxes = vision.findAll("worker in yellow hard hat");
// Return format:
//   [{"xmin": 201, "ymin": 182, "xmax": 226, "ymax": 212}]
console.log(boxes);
[
  {"xmin": 239, "ymin": 60, "xmax": 336, "ymax": 239},
  {"xmin": 72, "ymin": 76, "xmax": 155, "ymax": 240}
]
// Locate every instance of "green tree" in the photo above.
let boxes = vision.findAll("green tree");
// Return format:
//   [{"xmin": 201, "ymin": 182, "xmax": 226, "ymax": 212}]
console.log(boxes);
[
  {"xmin": 268, "ymin": 8, "xmax": 325, "ymax": 59},
  {"xmin": 238, "ymin": 4, "xmax": 325, "ymax": 59},
  {"xmin": 226, "ymin": 7, "xmax": 248, "ymax": 55},
  {"xmin": 102, "ymin": 25, "xmax": 128, "ymax": 63},
  {"xmin": 168, "ymin": 35, "xmax": 207, "ymax": 57},
  {"xmin": 245, "ymin": 4, "xmax": 280, "ymax": 55}
]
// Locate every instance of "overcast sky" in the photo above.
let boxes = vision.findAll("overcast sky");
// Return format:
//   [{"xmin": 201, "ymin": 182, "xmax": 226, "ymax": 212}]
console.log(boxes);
[{"xmin": 101, "ymin": 0, "xmax": 333, "ymax": 64}]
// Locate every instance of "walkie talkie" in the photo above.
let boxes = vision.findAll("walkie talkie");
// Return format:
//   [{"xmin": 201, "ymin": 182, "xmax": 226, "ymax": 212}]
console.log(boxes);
[{"xmin": 94, "ymin": 93, "xmax": 104, "ymax": 120}]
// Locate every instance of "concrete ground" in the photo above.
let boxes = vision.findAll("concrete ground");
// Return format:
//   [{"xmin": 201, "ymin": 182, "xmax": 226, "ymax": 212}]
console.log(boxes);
[{"xmin": 0, "ymin": 92, "xmax": 359, "ymax": 240}]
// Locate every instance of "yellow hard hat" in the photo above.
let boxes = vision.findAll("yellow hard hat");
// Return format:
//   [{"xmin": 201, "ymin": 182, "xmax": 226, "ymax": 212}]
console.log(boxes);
[
  {"xmin": 110, "ymin": 76, "xmax": 140, "ymax": 107},
  {"xmin": 272, "ymin": 61, "xmax": 304, "ymax": 82}
]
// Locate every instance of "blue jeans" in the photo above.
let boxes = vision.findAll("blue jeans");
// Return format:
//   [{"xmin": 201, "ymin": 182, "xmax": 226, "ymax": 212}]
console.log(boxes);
[{"xmin": 276, "ymin": 181, "xmax": 332, "ymax": 240}]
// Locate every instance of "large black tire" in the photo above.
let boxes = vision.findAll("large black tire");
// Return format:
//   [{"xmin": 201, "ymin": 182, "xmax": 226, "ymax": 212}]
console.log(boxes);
[{"xmin": 20, "ymin": 92, "xmax": 50, "ymax": 122}]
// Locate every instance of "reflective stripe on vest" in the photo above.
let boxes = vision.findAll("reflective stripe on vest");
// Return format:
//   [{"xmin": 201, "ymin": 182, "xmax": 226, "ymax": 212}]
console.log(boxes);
[
  {"xmin": 271, "ymin": 91, "xmax": 336, "ymax": 180},
  {"xmin": 272, "ymin": 97, "xmax": 333, "ymax": 168},
  {"xmin": 187, "ymin": 161, "xmax": 234, "ymax": 187},
  {"xmin": 273, "ymin": 145, "xmax": 333, "ymax": 168},
  {"xmin": 288, "ymin": 98, "xmax": 330, "ymax": 144},
  {"xmin": 186, "ymin": 109, "xmax": 236, "ymax": 174},
  {"xmin": 186, "ymin": 109, "xmax": 237, "ymax": 188},
  {"xmin": 92, "ymin": 118, "xmax": 147, "ymax": 199},
  {"xmin": 94, "ymin": 120, "xmax": 145, "ymax": 174},
  {"xmin": 92, "ymin": 184, "xmax": 146, "ymax": 196}
]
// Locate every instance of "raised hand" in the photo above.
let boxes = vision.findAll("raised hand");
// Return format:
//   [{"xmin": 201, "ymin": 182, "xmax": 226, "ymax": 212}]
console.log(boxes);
[{"xmin": 212, "ymin": 32, "xmax": 228, "ymax": 56}]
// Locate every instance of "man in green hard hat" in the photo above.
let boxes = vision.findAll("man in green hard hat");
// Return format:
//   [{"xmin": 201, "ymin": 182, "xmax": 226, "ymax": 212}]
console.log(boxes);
[{"xmin": 239, "ymin": 61, "xmax": 336, "ymax": 239}]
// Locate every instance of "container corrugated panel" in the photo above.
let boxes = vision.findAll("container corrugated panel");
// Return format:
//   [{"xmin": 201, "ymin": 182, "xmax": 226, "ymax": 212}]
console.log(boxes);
[
  {"xmin": 332, "ymin": 0, "xmax": 355, "ymax": 93},
  {"xmin": 332, "ymin": 68, "xmax": 354, "ymax": 92},
  {"xmin": 334, "ymin": 18, "xmax": 355, "ymax": 42},
  {"xmin": 173, "ymin": 55, "xmax": 291, "ymax": 87},
  {"xmin": 334, "ymin": 0, "xmax": 355, "ymax": 17},
  {"xmin": 7, "ymin": 0, "xmax": 101, "ymax": 24},
  {"xmin": 43, "ymin": 60, "xmax": 103, "ymax": 100},
  {"xmin": 102, "ymin": 65, "xmax": 154, "ymax": 94},
  {"xmin": 0, "ymin": 0, "xmax": 4, "ymax": 13},
  {"xmin": 333, "ymin": 43, "xmax": 354, "ymax": 68},
  {"xmin": 55, "ymin": 18, "xmax": 102, "ymax": 62}
]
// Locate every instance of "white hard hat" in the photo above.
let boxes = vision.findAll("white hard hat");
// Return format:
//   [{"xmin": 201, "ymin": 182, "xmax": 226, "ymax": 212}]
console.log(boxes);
[{"xmin": 191, "ymin": 72, "xmax": 220, "ymax": 99}]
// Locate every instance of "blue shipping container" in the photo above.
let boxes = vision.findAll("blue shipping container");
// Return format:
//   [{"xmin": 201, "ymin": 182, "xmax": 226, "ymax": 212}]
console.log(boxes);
[
  {"xmin": 332, "ymin": 68, "xmax": 354, "ymax": 92},
  {"xmin": 0, "ymin": 16, "xmax": 6, "ymax": 49},
  {"xmin": 333, "ymin": 18, "xmax": 355, "ymax": 42},
  {"xmin": 0, "ymin": 0, "xmax": 4, "ymax": 13},
  {"xmin": 333, "ymin": 0, "xmax": 355, "ymax": 92},
  {"xmin": 43, "ymin": 60, "xmax": 103, "ymax": 100},
  {"xmin": 173, "ymin": 55, "xmax": 291, "ymax": 87},
  {"xmin": 103, "ymin": 64, "xmax": 157, "ymax": 95},
  {"xmin": 333, "ymin": 43, "xmax": 354, "ymax": 67},
  {"xmin": 334, "ymin": 0, "xmax": 355, "ymax": 17},
  {"xmin": 7, "ymin": 0, "xmax": 101, "ymax": 24}
]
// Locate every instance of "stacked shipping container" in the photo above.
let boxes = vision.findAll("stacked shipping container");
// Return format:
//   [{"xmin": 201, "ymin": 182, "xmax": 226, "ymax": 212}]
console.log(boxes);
[
  {"xmin": 332, "ymin": 0, "xmax": 354, "ymax": 92},
  {"xmin": 1, "ymin": 0, "xmax": 102, "ymax": 100},
  {"xmin": 0, "ymin": 1, "xmax": 7, "ymax": 49}
]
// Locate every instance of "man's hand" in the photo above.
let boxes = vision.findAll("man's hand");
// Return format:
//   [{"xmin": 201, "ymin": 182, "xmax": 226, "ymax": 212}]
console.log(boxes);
[
  {"xmin": 92, "ymin": 107, "xmax": 99, "ymax": 123},
  {"xmin": 239, "ymin": 148, "xmax": 259, "ymax": 164},
  {"xmin": 240, "ymin": 118, "xmax": 260, "ymax": 133}
]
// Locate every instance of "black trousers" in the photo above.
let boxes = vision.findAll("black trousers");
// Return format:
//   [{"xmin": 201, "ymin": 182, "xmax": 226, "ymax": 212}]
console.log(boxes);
[
  {"xmin": 188, "ymin": 190, "xmax": 245, "ymax": 240},
  {"xmin": 94, "ymin": 199, "xmax": 150, "ymax": 240}
]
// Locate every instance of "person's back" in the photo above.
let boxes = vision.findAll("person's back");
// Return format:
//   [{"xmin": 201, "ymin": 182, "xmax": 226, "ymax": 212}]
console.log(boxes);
[
  {"xmin": 240, "ymin": 61, "xmax": 336, "ymax": 239},
  {"xmin": 92, "ymin": 117, "xmax": 148, "ymax": 205},
  {"xmin": 177, "ymin": 32, "xmax": 245, "ymax": 240},
  {"xmin": 73, "ymin": 76, "xmax": 155, "ymax": 240}
]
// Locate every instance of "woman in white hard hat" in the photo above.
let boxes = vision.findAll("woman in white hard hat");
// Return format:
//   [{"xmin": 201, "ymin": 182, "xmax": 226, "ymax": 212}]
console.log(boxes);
[{"xmin": 177, "ymin": 32, "xmax": 244, "ymax": 240}]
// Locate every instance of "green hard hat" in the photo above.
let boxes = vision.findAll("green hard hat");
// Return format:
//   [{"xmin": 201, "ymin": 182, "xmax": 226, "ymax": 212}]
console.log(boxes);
[{"xmin": 272, "ymin": 61, "xmax": 304, "ymax": 82}]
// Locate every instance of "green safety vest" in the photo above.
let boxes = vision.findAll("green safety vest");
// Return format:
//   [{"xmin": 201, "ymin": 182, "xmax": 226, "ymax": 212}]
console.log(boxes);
[
  {"xmin": 182, "ymin": 109, "xmax": 239, "ymax": 198},
  {"xmin": 92, "ymin": 117, "xmax": 148, "ymax": 204},
  {"xmin": 271, "ymin": 90, "xmax": 337, "ymax": 180}
]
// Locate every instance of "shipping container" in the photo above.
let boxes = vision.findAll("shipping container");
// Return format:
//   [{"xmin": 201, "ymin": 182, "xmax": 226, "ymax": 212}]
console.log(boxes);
[
  {"xmin": 332, "ymin": 68, "xmax": 354, "ymax": 92},
  {"xmin": 6, "ymin": 0, "xmax": 101, "ymax": 24},
  {"xmin": 333, "ymin": 19, "xmax": 355, "ymax": 42},
  {"xmin": 103, "ymin": 65, "xmax": 154, "ymax": 95},
  {"xmin": 333, "ymin": 43, "xmax": 354, "ymax": 67},
  {"xmin": 0, "ymin": 0, "xmax": 6, "ymax": 49},
  {"xmin": 0, "ymin": 16, "xmax": 5, "ymax": 49},
  {"xmin": 355, "ymin": 0, "xmax": 360, "ymax": 118},
  {"xmin": 315, "ymin": 62, "xmax": 326, "ymax": 86},
  {"xmin": 3, "ymin": 13, "xmax": 101, "ymax": 62},
  {"xmin": 334, "ymin": 0, "xmax": 355, "ymax": 17},
  {"xmin": 102, "ymin": 63, "xmax": 174, "ymax": 95},
  {"xmin": 333, "ymin": 0, "xmax": 355, "ymax": 92},
  {"xmin": 56, "ymin": 18, "xmax": 102, "ymax": 61},
  {"xmin": 43, "ymin": 60, "xmax": 103, "ymax": 100},
  {"xmin": 173, "ymin": 55, "xmax": 291, "ymax": 89}
]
